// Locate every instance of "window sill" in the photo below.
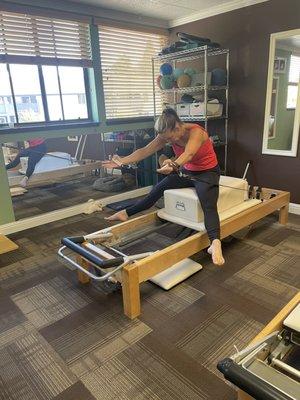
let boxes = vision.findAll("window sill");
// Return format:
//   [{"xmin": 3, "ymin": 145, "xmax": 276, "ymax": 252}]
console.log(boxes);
[
  {"xmin": 0, "ymin": 121, "xmax": 99, "ymax": 134},
  {"xmin": 106, "ymin": 117, "xmax": 154, "ymax": 125}
]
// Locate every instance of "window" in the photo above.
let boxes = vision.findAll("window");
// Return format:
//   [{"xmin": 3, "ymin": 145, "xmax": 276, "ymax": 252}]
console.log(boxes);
[
  {"xmin": 98, "ymin": 25, "xmax": 167, "ymax": 120},
  {"xmin": 0, "ymin": 10, "xmax": 92, "ymax": 126},
  {"xmin": 58, "ymin": 66, "xmax": 88, "ymax": 119},
  {"xmin": 0, "ymin": 64, "xmax": 14, "ymax": 123},
  {"xmin": 42, "ymin": 65, "xmax": 88, "ymax": 121},
  {"xmin": 0, "ymin": 63, "xmax": 89, "ymax": 125},
  {"xmin": 10, "ymin": 64, "xmax": 44, "ymax": 123},
  {"xmin": 287, "ymin": 55, "xmax": 300, "ymax": 109}
]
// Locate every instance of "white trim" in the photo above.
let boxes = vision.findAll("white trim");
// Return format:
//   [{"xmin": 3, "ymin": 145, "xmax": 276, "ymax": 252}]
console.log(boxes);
[
  {"xmin": 0, "ymin": 186, "xmax": 152, "ymax": 236},
  {"xmin": 268, "ymin": 75, "xmax": 279, "ymax": 140},
  {"xmin": 169, "ymin": 0, "xmax": 270, "ymax": 28},
  {"xmin": 262, "ymin": 29, "xmax": 300, "ymax": 157},
  {"xmin": 289, "ymin": 202, "xmax": 300, "ymax": 215}
]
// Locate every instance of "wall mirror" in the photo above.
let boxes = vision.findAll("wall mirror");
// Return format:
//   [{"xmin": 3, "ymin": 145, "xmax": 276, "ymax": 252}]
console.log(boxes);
[{"xmin": 262, "ymin": 28, "xmax": 300, "ymax": 156}]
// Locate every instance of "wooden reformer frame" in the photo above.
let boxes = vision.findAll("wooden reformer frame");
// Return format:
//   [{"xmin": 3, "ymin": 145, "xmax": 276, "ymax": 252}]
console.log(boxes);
[{"xmin": 76, "ymin": 188, "xmax": 290, "ymax": 319}]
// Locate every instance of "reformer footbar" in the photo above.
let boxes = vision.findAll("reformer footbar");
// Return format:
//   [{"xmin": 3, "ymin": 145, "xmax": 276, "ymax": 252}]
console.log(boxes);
[{"xmin": 58, "ymin": 233, "xmax": 154, "ymax": 282}]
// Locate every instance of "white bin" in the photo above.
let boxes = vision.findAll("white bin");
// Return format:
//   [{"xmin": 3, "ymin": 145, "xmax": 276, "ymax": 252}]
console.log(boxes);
[
  {"xmin": 176, "ymin": 104, "xmax": 190, "ymax": 117},
  {"xmin": 190, "ymin": 102, "xmax": 223, "ymax": 117}
]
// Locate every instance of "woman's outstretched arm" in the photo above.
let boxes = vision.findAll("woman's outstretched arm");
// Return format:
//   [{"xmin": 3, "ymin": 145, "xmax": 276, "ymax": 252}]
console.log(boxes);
[{"xmin": 102, "ymin": 135, "xmax": 166, "ymax": 168}]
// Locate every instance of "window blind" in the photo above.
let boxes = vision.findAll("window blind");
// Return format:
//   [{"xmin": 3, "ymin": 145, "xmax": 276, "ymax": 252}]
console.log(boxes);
[
  {"xmin": 288, "ymin": 55, "xmax": 300, "ymax": 83},
  {"xmin": 98, "ymin": 25, "xmax": 167, "ymax": 119},
  {"xmin": 0, "ymin": 11, "xmax": 92, "ymax": 66}
]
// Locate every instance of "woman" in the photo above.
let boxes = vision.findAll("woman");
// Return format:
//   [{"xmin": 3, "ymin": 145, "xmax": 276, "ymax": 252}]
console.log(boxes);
[
  {"xmin": 103, "ymin": 108, "xmax": 224, "ymax": 265},
  {"xmin": 5, "ymin": 138, "xmax": 47, "ymax": 187}
]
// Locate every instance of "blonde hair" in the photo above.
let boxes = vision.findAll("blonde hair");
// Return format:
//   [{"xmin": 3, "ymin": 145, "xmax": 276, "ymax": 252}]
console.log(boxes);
[{"xmin": 154, "ymin": 108, "xmax": 182, "ymax": 135}]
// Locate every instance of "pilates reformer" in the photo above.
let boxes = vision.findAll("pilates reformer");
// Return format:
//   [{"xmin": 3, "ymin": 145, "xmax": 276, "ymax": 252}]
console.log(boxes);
[
  {"xmin": 58, "ymin": 175, "xmax": 290, "ymax": 319},
  {"xmin": 3, "ymin": 142, "xmax": 103, "ymax": 188},
  {"xmin": 218, "ymin": 293, "xmax": 300, "ymax": 400}
]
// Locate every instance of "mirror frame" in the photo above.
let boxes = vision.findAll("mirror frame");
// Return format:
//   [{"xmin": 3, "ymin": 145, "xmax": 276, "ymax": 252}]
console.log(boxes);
[{"xmin": 262, "ymin": 28, "xmax": 300, "ymax": 157}]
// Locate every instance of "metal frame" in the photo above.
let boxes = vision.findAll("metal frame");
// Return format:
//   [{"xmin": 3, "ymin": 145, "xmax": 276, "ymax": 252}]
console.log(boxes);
[
  {"xmin": 152, "ymin": 45, "xmax": 230, "ymax": 175},
  {"xmin": 152, "ymin": 46, "xmax": 229, "ymax": 62},
  {"xmin": 58, "ymin": 245, "xmax": 154, "ymax": 281}
]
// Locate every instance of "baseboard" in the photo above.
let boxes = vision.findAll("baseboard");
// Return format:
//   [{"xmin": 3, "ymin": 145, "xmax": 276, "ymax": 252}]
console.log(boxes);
[
  {"xmin": 0, "ymin": 186, "xmax": 152, "ymax": 236},
  {"xmin": 289, "ymin": 202, "xmax": 300, "ymax": 215}
]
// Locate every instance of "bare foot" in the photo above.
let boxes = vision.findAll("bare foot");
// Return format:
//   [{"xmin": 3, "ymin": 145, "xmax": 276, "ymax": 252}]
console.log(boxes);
[
  {"xmin": 20, "ymin": 176, "xmax": 29, "ymax": 188},
  {"xmin": 207, "ymin": 239, "xmax": 225, "ymax": 266},
  {"xmin": 105, "ymin": 209, "xmax": 128, "ymax": 222}
]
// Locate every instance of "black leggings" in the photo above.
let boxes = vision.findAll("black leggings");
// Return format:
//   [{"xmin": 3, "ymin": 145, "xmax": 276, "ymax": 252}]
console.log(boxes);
[
  {"xmin": 126, "ymin": 166, "xmax": 221, "ymax": 242},
  {"xmin": 5, "ymin": 143, "xmax": 47, "ymax": 178}
]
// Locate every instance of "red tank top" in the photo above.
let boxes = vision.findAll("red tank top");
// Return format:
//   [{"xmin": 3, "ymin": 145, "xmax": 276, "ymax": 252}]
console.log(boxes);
[
  {"xmin": 172, "ymin": 126, "xmax": 218, "ymax": 171},
  {"xmin": 27, "ymin": 138, "xmax": 45, "ymax": 147}
]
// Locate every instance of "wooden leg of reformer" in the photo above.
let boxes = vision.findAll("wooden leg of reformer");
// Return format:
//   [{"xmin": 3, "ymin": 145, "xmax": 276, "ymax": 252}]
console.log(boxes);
[
  {"xmin": 122, "ymin": 265, "xmax": 140, "ymax": 319},
  {"xmin": 76, "ymin": 256, "xmax": 91, "ymax": 284},
  {"xmin": 279, "ymin": 204, "xmax": 289, "ymax": 225},
  {"xmin": 238, "ymin": 391, "xmax": 254, "ymax": 400}
]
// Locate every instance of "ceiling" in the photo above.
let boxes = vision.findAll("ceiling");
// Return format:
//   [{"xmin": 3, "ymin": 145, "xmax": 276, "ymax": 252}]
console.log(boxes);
[{"xmin": 69, "ymin": 0, "xmax": 270, "ymax": 27}]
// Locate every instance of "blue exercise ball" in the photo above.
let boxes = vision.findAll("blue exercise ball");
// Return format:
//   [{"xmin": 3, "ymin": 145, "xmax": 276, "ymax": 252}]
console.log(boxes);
[
  {"xmin": 160, "ymin": 63, "xmax": 173, "ymax": 76},
  {"xmin": 211, "ymin": 68, "xmax": 227, "ymax": 86},
  {"xmin": 160, "ymin": 75, "xmax": 174, "ymax": 90},
  {"xmin": 173, "ymin": 67, "xmax": 184, "ymax": 79}
]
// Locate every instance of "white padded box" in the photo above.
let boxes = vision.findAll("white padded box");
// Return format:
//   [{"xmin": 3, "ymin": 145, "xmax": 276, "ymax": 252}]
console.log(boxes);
[
  {"xmin": 284, "ymin": 304, "xmax": 300, "ymax": 332},
  {"xmin": 190, "ymin": 102, "xmax": 223, "ymax": 117},
  {"xmin": 163, "ymin": 176, "xmax": 248, "ymax": 223}
]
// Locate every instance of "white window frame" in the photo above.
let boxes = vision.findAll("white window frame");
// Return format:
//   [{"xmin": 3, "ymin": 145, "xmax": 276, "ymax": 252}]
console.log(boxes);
[{"xmin": 262, "ymin": 29, "xmax": 300, "ymax": 157}]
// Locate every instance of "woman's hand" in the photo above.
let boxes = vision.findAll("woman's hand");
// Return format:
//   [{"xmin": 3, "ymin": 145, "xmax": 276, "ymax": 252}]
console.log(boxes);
[
  {"xmin": 157, "ymin": 163, "xmax": 174, "ymax": 175},
  {"xmin": 161, "ymin": 158, "xmax": 173, "ymax": 167},
  {"xmin": 102, "ymin": 155, "xmax": 123, "ymax": 169}
]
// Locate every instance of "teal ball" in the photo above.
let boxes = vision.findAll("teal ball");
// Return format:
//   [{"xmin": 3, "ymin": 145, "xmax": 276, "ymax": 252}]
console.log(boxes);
[
  {"xmin": 160, "ymin": 75, "xmax": 174, "ymax": 90},
  {"xmin": 211, "ymin": 68, "xmax": 227, "ymax": 85},
  {"xmin": 173, "ymin": 68, "xmax": 184, "ymax": 79},
  {"xmin": 184, "ymin": 67, "xmax": 197, "ymax": 77}
]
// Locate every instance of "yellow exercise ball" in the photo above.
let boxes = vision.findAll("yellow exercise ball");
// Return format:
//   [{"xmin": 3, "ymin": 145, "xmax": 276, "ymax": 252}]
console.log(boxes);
[{"xmin": 177, "ymin": 73, "xmax": 191, "ymax": 88}]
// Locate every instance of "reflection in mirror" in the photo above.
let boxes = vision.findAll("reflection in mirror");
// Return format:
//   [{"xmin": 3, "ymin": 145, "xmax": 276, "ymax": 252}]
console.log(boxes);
[
  {"xmin": 263, "ymin": 30, "xmax": 300, "ymax": 156},
  {"xmin": 4, "ymin": 130, "xmax": 155, "ymax": 220}
]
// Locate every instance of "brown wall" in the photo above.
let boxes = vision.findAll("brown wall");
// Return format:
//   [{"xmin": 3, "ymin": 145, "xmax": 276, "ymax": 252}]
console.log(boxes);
[{"xmin": 171, "ymin": 0, "xmax": 300, "ymax": 202}]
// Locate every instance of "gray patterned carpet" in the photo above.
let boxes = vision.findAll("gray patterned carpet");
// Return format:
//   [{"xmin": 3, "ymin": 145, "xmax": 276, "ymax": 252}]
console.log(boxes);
[{"xmin": 0, "ymin": 211, "xmax": 299, "ymax": 400}]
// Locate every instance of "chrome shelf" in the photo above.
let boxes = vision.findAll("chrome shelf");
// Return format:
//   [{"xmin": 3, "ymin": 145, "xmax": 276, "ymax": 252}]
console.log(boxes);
[
  {"xmin": 153, "ymin": 46, "xmax": 229, "ymax": 63},
  {"xmin": 152, "ymin": 44, "xmax": 230, "ymax": 175},
  {"xmin": 160, "ymin": 85, "xmax": 228, "ymax": 95},
  {"xmin": 179, "ymin": 115, "xmax": 228, "ymax": 122}
]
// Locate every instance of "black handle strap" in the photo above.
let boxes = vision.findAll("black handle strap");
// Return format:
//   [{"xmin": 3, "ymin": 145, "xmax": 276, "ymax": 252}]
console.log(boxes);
[{"xmin": 61, "ymin": 237, "xmax": 124, "ymax": 269}]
